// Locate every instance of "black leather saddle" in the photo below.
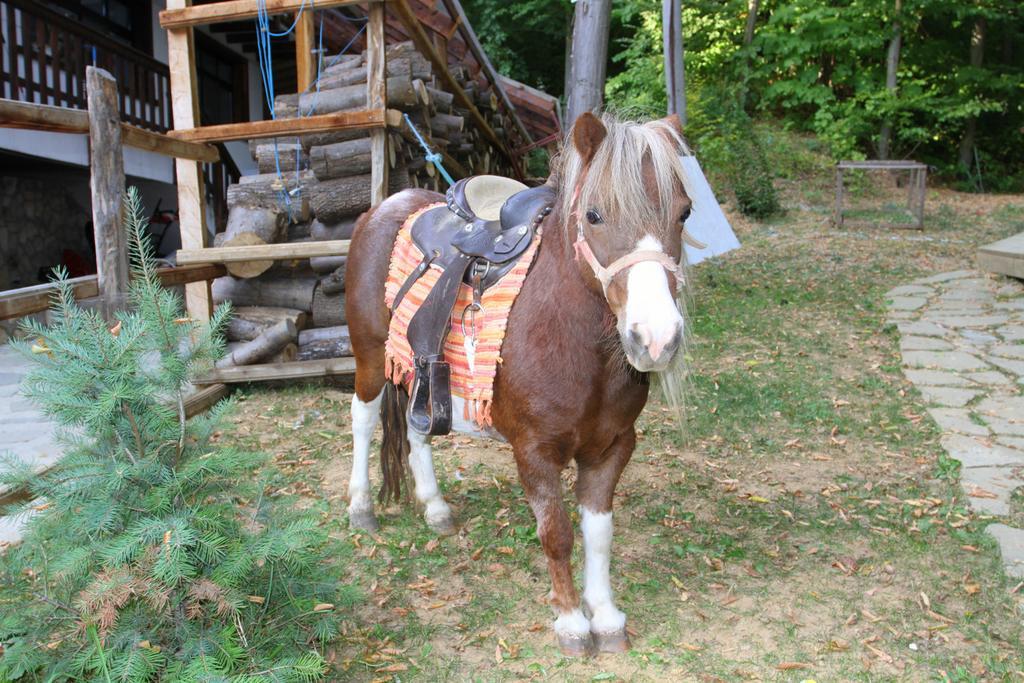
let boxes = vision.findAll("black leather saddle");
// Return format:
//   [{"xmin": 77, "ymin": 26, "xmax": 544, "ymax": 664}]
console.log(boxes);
[{"xmin": 392, "ymin": 176, "xmax": 555, "ymax": 436}]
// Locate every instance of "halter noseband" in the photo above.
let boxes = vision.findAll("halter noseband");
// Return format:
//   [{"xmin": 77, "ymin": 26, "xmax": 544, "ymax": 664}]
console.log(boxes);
[{"xmin": 569, "ymin": 176, "xmax": 705, "ymax": 298}]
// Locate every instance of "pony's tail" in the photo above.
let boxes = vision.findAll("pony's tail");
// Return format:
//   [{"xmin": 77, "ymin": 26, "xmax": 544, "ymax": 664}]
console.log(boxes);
[{"xmin": 378, "ymin": 382, "xmax": 411, "ymax": 505}]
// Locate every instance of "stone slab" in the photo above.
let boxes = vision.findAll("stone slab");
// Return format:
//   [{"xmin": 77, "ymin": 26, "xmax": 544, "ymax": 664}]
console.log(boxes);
[
  {"xmin": 927, "ymin": 408, "xmax": 990, "ymax": 436},
  {"xmin": 960, "ymin": 329, "xmax": 999, "ymax": 344},
  {"xmin": 985, "ymin": 355, "xmax": 1024, "ymax": 377},
  {"xmin": 989, "ymin": 343, "xmax": 1024, "ymax": 360},
  {"xmin": 941, "ymin": 434, "xmax": 1024, "ymax": 468},
  {"xmin": 964, "ymin": 371, "xmax": 1012, "ymax": 386},
  {"xmin": 985, "ymin": 524, "xmax": 1024, "ymax": 579},
  {"xmin": 919, "ymin": 314, "xmax": 1010, "ymax": 328},
  {"xmin": 917, "ymin": 385, "xmax": 980, "ymax": 407},
  {"xmin": 889, "ymin": 296, "xmax": 928, "ymax": 311},
  {"xmin": 996, "ymin": 436, "xmax": 1024, "ymax": 451},
  {"xmin": 961, "ymin": 466, "xmax": 1022, "ymax": 516},
  {"xmin": 896, "ymin": 321, "xmax": 947, "ymax": 338},
  {"xmin": 997, "ymin": 325, "xmax": 1024, "ymax": 342},
  {"xmin": 902, "ymin": 350, "xmax": 990, "ymax": 371},
  {"xmin": 912, "ymin": 270, "xmax": 978, "ymax": 285},
  {"xmin": 904, "ymin": 369, "xmax": 972, "ymax": 387},
  {"xmin": 900, "ymin": 336, "xmax": 954, "ymax": 352},
  {"xmin": 886, "ymin": 284, "xmax": 933, "ymax": 297}
]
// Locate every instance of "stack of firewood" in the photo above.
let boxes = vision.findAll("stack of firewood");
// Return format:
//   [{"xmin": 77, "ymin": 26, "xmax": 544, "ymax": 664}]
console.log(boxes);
[{"xmin": 210, "ymin": 41, "xmax": 522, "ymax": 365}]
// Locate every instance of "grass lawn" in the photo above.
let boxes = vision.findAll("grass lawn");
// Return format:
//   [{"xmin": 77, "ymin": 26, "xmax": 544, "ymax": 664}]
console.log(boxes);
[{"xmin": 219, "ymin": 133, "xmax": 1024, "ymax": 681}]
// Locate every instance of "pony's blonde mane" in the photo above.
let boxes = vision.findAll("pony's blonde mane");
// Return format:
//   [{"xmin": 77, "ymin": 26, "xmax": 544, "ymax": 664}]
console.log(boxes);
[{"xmin": 554, "ymin": 112, "xmax": 696, "ymax": 242}]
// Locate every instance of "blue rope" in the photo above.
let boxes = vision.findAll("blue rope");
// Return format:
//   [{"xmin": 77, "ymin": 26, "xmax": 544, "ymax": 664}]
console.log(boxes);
[{"xmin": 403, "ymin": 113, "xmax": 456, "ymax": 187}]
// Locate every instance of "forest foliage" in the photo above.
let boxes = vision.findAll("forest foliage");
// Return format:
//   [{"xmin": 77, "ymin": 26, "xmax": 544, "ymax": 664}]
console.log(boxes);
[{"xmin": 463, "ymin": 0, "xmax": 1024, "ymax": 191}]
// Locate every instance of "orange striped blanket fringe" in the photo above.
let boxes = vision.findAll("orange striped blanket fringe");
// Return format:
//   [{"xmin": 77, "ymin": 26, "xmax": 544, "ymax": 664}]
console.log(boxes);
[{"xmin": 383, "ymin": 202, "xmax": 541, "ymax": 427}]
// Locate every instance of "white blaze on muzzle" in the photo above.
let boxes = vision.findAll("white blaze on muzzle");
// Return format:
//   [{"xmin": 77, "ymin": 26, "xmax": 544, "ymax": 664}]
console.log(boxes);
[{"xmin": 622, "ymin": 236, "xmax": 685, "ymax": 363}]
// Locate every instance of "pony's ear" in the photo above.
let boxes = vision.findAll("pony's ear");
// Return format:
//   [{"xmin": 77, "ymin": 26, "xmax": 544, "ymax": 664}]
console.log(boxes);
[
  {"xmin": 572, "ymin": 112, "xmax": 607, "ymax": 164},
  {"xmin": 661, "ymin": 113, "xmax": 683, "ymax": 134}
]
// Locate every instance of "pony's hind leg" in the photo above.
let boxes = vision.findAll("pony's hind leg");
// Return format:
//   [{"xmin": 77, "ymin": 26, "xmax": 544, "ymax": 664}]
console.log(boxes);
[
  {"xmin": 575, "ymin": 429, "xmax": 636, "ymax": 653},
  {"xmin": 406, "ymin": 428, "xmax": 456, "ymax": 535},
  {"xmin": 348, "ymin": 387, "xmax": 383, "ymax": 531}
]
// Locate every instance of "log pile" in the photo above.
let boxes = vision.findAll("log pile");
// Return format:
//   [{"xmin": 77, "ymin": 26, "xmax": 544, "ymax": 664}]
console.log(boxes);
[{"xmin": 212, "ymin": 40, "xmax": 523, "ymax": 367}]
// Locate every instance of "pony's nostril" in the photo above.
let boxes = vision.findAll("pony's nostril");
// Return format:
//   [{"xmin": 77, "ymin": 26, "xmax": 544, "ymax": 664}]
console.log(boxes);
[
  {"xmin": 664, "ymin": 326, "xmax": 682, "ymax": 355},
  {"xmin": 628, "ymin": 327, "xmax": 644, "ymax": 349}
]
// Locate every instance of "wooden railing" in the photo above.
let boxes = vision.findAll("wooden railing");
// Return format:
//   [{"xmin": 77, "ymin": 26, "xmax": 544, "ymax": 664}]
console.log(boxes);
[{"xmin": 1, "ymin": 0, "xmax": 171, "ymax": 131}]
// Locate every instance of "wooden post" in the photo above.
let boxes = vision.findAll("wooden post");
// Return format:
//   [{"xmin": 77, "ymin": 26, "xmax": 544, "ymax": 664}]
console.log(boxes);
[
  {"xmin": 662, "ymin": 0, "xmax": 686, "ymax": 123},
  {"xmin": 86, "ymin": 66, "xmax": 128, "ymax": 317},
  {"xmin": 367, "ymin": 2, "xmax": 388, "ymax": 205},
  {"xmin": 565, "ymin": 0, "xmax": 611, "ymax": 125},
  {"xmin": 295, "ymin": 9, "xmax": 316, "ymax": 92},
  {"xmin": 166, "ymin": 0, "xmax": 212, "ymax": 320},
  {"xmin": 833, "ymin": 166, "xmax": 844, "ymax": 229}
]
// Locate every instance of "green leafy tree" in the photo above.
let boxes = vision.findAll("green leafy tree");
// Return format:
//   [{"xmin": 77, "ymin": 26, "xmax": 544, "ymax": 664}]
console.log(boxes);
[{"xmin": 0, "ymin": 189, "xmax": 352, "ymax": 682}]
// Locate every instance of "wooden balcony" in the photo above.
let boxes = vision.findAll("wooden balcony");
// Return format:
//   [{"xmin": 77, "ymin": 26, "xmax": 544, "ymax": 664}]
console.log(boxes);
[{"xmin": 1, "ymin": 0, "xmax": 171, "ymax": 132}]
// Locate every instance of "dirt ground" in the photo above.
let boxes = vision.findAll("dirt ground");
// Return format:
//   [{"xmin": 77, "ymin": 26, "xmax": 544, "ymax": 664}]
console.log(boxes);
[{"xmin": 219, "ymin": 137, "xmax": 1024, "ymax": 681}]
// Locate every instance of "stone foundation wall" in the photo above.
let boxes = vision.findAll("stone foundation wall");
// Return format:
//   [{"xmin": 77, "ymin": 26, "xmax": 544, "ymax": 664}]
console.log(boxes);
[{"xmin": 0, "ymin": 173, "xmax": 92, "ymax": 290}]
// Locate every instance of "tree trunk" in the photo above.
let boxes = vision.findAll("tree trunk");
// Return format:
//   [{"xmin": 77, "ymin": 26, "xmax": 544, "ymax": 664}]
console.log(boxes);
[
  {"xmin": 878, "ymin": 0, "xmax": 902, "ymax": 160},
  {"xmin": 739, "ymin": 0, "xmax": 761, "ymax": 107},
  {"xmin": 308, "ymin": 174, "xmax": 374, "ymax": 222},
  {"xmin": 255, "ymin": 142, "xmax": 303, "ymax": 175},
  {"xmin": 310, "ymin": 138, "xmax": 373, "ymax": 180},
  {"xmin": 216, "ymin": 319, "xmax": 297, "ymax": 368},
  {"xmin": 662, "ymin": 0, "xmax": 686, "ymax": 122},
  {"xmin": 212, "ymin": 206, "xmax": 288, "ymax": 278},
  {"xmin": 958, "ymin": 17, "xmax": 987, "ymax": 170},
  {"xmin": 276, "ymin": 77, "xmax": 426, "ymax": 117},
  {"xmin": 212, "ymin": 275, "xmax": 318, "ymax": 311},
  {"xmin": 311, "ymin": 281, "xmax": 346, "ymax": 327},
  {"xmin": 227, "ymin": 171, "xmax": 316, "ymax": 215},
  {"xmin": 565, "ymin": 0, "xmax": 612, "ymax": 125},
  {"xmin": 318, "ymin": 263, "xmax": 346, "ymax": 295},
  {"xmin": 226, "ymin": 306, "xmax": 308, "ymax": 342},
  {"xmin": 297, "ymin": 325, "xmax": 352, "ymax": 360},
  {"xmin": 310, "ymin": 218, "xmax": 357, "ymax": 241},
  {"xmin": 310, "ymin": 255, "xmax": 347, "ymax": 275}
]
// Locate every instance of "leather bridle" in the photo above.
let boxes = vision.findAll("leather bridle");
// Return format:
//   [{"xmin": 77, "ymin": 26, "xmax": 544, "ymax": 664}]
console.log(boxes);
[{"xmin": 569, "ymin": 176, "xmax": 706, "ymax": 298}]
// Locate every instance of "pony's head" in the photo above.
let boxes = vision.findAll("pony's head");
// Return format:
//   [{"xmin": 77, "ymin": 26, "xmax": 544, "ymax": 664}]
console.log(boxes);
[{"xmin": 556, "ymin": 112, "xmax": 695, "ymax": 373}]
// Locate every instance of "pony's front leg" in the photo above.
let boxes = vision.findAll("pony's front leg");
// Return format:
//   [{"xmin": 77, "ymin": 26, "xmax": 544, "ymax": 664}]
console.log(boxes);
[
  {"xmin": 348, "ymin": 390, "xmax": 382, "ymax": 531},
  {"xmin": 407, "ymin": 428, "xmax": 456, "ymax": 534},
  {"xmin": 516, "ymin": 454, "xmax": 593, "ymax": 656},
  {"xmin": 576, "ymin": 429, "xmax": 635, "ymax": 653}
]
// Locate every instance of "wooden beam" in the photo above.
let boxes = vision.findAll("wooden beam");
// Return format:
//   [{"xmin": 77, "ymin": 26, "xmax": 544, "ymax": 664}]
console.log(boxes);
[
  {"xmin": 0, "ymin": 276, "xmax": 99, "ymax": 321},
  {"xmin": 295, "ymin": 10, "xmax": 316, "ymax": 92},
  {"xmin": 390, "ymin": 0, "xmax": 522, "ymax": 178},
  {"xmin": 194, "ymin": 357, "xmax": 356, "ymax": 384},
  {"xmin": 0, "ymin": 266, "xmax": 219, "ymax": 322},
  {"xmin": 119, "ymin": 125, "xmax": 220, "ymax": 163},
  {"xmin": 367, "ymin": 2, "xmax": 388, "ymax": 204},
  {"xmin": 87, "ymin": 67, "xmax": 129, "ymax": 318},
  {"xmin": 160, "ymin": 0, "xmax": 368, "ymax": 29},
  {"xmin": 184, "ymin": 383, "xmax": 231, "ymax": 417},
  {"xmin": 0, "ymin": 99, "xmax": 219, "ymax": 162},
  {"xmin": 166, "ymin": 0, "xmax": 213, "ymax": 321},
  {"xmin": 157, "ymin": 263, "xmax": 228, "ymax": 286},
  {"xmin": 167, "ymin": 108, "xmax": 387, "ymax": 143},
  {"xmin": 176, "ymin": 240, "xmax": 350, "ymax": 266}
]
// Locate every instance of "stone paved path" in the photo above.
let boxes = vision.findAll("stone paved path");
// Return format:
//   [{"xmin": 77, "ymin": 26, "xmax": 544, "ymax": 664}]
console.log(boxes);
[
  {"xmin": 0, "ymin": 345, "xmax": 60, "ymax": 545},
  {"xmin": 886, "ymin": 270, "xmax": 1024, "ymax": 580}
]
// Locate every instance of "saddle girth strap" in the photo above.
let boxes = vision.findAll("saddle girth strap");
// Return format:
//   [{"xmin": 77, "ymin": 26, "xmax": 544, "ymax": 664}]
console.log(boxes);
[{"xmin": 404, "ymin": 251, "xmax": 473, "ymax": 435}]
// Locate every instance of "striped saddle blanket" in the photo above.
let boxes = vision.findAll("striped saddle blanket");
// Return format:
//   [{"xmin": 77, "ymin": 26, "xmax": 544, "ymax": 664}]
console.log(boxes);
[{"xmin": 383, "ymin": 202, "xmax": 541, "ymax": 428}]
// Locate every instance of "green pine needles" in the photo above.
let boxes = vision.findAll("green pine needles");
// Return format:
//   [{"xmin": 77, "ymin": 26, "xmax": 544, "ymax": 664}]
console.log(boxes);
[{"xmin": 0, "ymin": 188, "xmax": 347, "ymax": 682}]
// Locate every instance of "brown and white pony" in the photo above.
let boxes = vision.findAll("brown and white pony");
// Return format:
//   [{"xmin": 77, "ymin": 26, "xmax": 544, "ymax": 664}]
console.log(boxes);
[{"xmin": 344, "ymin": 112, "xmax": 695, "ymax": 656}]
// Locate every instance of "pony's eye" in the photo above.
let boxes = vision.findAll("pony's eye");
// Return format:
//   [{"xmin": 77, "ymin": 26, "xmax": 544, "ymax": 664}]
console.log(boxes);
[
  {"xmin": 680, "ymin": 207, "xmax": 692, "ymax": 223},
  {"xmin": 585, "ymin": 209, "xmax": 604, "ymax": 225}
]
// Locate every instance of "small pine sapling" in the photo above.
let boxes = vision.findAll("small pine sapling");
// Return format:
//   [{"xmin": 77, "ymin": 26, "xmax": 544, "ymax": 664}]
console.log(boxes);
[{"xmin": 0, "ymin": 188, "xmax": 348, "ymax": 682}]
